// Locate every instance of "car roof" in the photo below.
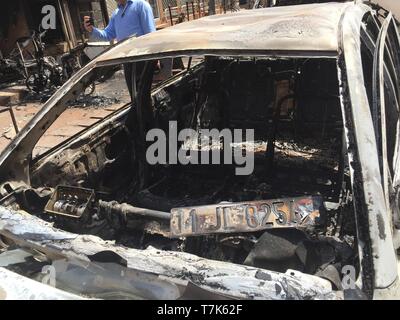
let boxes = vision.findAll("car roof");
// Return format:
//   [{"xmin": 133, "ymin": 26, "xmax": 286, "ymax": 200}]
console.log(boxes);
[{"xmin": 95, "ymin": 2, "xmax": 363, "ymax": 64}]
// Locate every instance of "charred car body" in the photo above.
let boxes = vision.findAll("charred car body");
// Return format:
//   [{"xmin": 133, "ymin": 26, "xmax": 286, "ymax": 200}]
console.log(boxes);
[{"xmin": 0, "ymin": 2, "xmax": 399, "ymax": 299}]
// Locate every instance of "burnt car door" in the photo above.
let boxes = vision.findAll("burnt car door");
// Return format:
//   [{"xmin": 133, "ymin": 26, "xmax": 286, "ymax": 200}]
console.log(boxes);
[
  {"xmin": 360, "ymin": 10, "xmax": 400, "ymax": 242},
  {"xmin": 345, "ymin": 7, "xmax": 400, "ymax": 296},
  {"xmin": 370, "ymin": 13, "xmax": 400, "ymax": 236}
]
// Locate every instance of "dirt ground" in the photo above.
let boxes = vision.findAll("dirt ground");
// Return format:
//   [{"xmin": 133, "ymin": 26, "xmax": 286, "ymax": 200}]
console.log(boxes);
[{"xmin": 0, "ymin": 70, "xmax": 130, "ymax": 157}]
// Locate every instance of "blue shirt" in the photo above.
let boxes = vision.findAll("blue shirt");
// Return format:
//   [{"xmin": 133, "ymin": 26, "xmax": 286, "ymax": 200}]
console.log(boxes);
[{"xmin": 91, "ymin": 0, "xmax": 156, "ymax": 42}]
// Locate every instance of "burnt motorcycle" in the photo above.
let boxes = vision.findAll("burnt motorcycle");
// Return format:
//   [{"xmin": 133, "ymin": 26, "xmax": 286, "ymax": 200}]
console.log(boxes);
[{"xmin": 23, "ymin": 27, "xmax": 95, "ymax": 94}]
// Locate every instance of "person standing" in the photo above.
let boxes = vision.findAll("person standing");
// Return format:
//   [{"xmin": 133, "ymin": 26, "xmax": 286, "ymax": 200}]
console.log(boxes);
[{"xmin": 83, "ymin": 0, "xmax": 156, "ymax": 98}]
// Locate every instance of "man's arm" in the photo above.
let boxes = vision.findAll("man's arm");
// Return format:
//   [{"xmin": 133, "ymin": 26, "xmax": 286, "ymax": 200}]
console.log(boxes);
[
  {"xmin": 139, "ymin": 1, "xmax": 156, "ymax": 34},
  {"xmin": 90, "ymin": 14, "xmax": 117, "ymax": 41}
]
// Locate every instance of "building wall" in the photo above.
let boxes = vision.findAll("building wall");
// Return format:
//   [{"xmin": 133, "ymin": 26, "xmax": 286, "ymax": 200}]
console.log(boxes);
[
  {"xmin": 105, "ymin": 0, "xmax": 118, "ymax": 17},
  {"xmin": 372, "ymin": 0, "xmax": 400, "ymax": 19},
  {"xmin": 0, "ymin": 1, "xmax": 31, "ymax": 57}
]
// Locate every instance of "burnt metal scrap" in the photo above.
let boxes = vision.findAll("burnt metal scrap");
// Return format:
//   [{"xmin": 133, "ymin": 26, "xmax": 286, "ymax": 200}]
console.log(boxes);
[
  {"xmin": 43, "ymin": 186, "xmax": 323, "ymax": 237},
  {"xmin": 0, "ymin": 206, "xmax": 340, "ymax": 300}
]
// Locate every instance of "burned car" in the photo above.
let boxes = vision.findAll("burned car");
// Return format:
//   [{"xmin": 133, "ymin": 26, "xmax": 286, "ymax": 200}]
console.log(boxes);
[{"xmin": 0, "ymin": 1, "xmax": 399, "ymax": 300}]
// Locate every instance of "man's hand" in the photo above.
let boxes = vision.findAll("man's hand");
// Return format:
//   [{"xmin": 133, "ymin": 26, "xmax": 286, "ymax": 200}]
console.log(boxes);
[{"xmin": 83, "ymin": 16, "xmax": 93, "ymax": 33}]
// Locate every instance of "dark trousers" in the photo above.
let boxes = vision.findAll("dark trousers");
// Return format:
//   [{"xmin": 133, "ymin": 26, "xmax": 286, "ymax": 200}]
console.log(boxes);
[{"xmin": 123, "ymin": 62, "xmax": 145, "ymax": 101}]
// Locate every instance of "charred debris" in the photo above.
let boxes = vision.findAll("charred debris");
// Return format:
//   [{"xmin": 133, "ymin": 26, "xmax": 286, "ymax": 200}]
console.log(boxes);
[{"xmin": 0, "ymin": 56, "xmax": 358, "ymax": 290}]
